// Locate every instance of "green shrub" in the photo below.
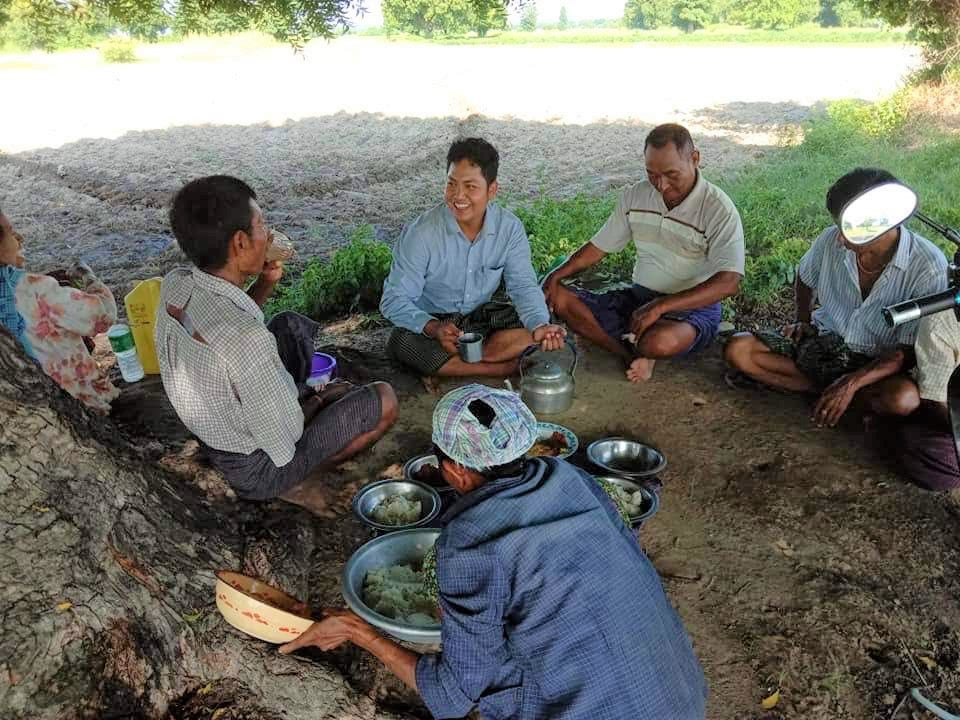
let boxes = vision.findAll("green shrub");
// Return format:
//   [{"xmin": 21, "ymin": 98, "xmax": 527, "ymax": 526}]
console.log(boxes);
[
  {"xmin": 729, "ymin": 0, "xmax": 819, "ymax": 29},
  {"xmin": 100, "ymin": 38, "xmax": 138, "ymax": 62},
  {"xmin": 266, "ymin": 225, "xmax": 392, "ymax": 319},
  {"xmin": 824, "ymin": 91, "xmax": 908, "ymax": 138},
  {"xmin": 511, "ymin": 192, "xmax": 629, "ymax": 278}
]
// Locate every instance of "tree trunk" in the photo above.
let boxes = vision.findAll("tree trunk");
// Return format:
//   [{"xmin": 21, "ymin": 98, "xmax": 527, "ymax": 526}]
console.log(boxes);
[{"xmin": 0, "ymin": 328, "xmax": 418, "ymax": 719}]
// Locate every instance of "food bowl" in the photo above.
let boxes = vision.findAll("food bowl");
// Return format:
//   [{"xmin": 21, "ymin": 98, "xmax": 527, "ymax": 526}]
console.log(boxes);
[
  {"xmin": 215, "ymin": 571, "xmax": 313, "ymax": 644},
  {"xmin": 587, "ymin": 437, "xmax": 667, "ymax": 478},
  {"xmin": 402, "ymin": 453, "xmax": 448, "ymax": 489},
  {"xmin": 595, "ymin": 476, "xmax": 660, "ymax": 526},
  {"xmin": 342, "ymin": 528, "xmax": 442, "ymax": 645},
  {"xmin": 352, "ymin": 479, "xmax": 442, "ymax": 532},
  {"xmin": 527, "ymin": 422, "xmax": 578, "ymax": 460}
]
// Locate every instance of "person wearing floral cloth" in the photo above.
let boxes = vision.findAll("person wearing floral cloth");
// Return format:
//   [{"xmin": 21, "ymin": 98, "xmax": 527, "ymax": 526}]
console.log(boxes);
[{"xmin": 0, "ymin": 206, "xmax": 119, "ymax": 413}]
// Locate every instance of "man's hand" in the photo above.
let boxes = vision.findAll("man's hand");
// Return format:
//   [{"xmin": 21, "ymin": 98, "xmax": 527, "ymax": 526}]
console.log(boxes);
[
  {"xmin": 278, "ymin": 609, "xmax": 374, "ymax": 654},
  {"xmin": 629, "ymin": 299, "xmax": 667, "ymax": 338},
  {"xmin": 260, "ymin": 259, "xmax": 284, "ymax": 286},
  {"xmin": 533, "ymin": 323, "xmax": 567, "ymax": 351},
  {"xmin": 812, "ymin": 373, "xmax": 861, "ymax": 428},
  {"xmin": 781, "ymin": 322, "xmax": 816, "ymax": 342},
  {"xmin": 426, "ymin": 320, "xmax": 463, "ymax": 355}
]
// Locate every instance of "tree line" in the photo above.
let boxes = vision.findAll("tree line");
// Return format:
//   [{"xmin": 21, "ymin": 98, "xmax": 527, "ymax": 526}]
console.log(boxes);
[{"xmin": 0, "ymin": 0, "xmax": 957, "ymax": 77}]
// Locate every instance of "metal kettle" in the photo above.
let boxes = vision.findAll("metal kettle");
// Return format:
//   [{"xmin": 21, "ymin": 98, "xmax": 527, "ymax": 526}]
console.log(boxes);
[{"xmin": 507, "ymin": 339, "xmax": 578, "ymax": 415}]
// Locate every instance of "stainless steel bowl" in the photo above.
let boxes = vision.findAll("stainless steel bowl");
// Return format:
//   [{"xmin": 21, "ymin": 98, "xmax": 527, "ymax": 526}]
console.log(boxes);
[
  {"xmin": 595, "ymin": 476, "xmax": 660, "ymax": 526},
  {"xmin": 342, "ymin": 528, "xmax": 442, "ymax": 645},
  {"xmin": 587, "ymin": 437, "xmax": 667, "ymax": 478},
  {"xmin": 352, "ymin": 479, "xmax": 441, "ymax": 532},
  {"xmin": 401, "ymin": 453, "xmax": 442, "ymax": 486}
]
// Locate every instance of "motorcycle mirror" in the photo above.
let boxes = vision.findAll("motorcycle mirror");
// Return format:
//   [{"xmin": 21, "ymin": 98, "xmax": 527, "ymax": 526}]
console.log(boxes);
[{"xmin": 839, "ymin": 182, "xmax": 918, "ymax": 245}]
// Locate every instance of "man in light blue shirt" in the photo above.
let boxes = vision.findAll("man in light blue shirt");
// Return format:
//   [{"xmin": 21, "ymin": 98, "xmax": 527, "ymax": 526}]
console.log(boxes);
[
  {"xmin": 725, "ymin": 167, "xmax": 947, "ymax": 428},
  {"xmin": 380, "ymin": 138, "xmax": 565, "ymax": 379}
]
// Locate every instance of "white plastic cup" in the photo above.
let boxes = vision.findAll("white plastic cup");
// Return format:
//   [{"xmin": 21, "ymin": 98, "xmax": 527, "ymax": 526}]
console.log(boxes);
[{"xmin": 107, "ymin": 323, "xmax": 145, "ymax": 383}]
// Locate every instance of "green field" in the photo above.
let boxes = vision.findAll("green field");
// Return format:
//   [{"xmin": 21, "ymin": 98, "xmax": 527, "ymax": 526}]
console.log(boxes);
[{"xmin": 361, "ymin": 24, "xmax": 910, "ymax": 47}]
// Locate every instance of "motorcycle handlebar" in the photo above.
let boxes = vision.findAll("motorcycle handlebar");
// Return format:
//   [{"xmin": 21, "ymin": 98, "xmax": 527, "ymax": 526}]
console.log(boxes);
[{"xmin": 882, "ymin": 288, "xmax": 960, "ymax": 328}]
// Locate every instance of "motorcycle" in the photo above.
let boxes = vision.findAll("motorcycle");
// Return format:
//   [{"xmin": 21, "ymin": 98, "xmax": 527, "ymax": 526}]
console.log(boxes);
[{"xmin": 838, "ymin": 181, "xmax": 960, "ymax": 465}]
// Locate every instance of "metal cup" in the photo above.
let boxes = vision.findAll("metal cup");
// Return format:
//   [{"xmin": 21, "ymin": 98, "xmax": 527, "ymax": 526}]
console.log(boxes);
[{"xmin": 457, "ymin": 332, "xmax": 484, "ymax": 363}]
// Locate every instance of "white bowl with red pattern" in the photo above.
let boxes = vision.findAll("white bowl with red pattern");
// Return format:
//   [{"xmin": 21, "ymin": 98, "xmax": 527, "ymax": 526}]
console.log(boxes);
[{"xmin": 215, "ymin": 570, "xmax": 313, "ymax": 644}]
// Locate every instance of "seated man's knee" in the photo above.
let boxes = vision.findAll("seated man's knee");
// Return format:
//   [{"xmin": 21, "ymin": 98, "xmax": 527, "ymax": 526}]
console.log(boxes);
[
  {"xmin": 887, "ymin": 381, "xmax": 921, "ymax": 417},
  {"xmin": 723, "ymin": 332, "xmax": 757, "ymax": 369},
  {"xmin": 637, "ymin": 329, "xmax": 685, "ymax": 358},
  {"xmin": 267, "ymin": 310, "xmax": 298, "ymax": 333},
  {"xmin": 373, "ymin": 381, "xmax": 399, "ymax": 424},
  {"xmin": 550, "ymin": 285, "xmax": 574, "ymax": 316}
]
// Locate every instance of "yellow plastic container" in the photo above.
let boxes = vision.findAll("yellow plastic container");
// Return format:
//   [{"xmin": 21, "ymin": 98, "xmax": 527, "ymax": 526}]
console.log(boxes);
[{"xmin": 124, "ymin": 278, "xmax": 161, "ymax": 375}]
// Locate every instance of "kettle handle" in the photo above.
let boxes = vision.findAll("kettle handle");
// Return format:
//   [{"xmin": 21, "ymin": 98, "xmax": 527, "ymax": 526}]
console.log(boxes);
[{"xmin": 518, "ymin": 336, "xmax": 578, "ymax": 380}]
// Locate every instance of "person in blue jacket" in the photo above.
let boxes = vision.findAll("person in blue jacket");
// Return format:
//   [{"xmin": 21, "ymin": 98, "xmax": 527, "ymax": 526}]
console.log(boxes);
[{"xmin": 281, "ymin": 384, "xmax": 707, "ymax": 719}]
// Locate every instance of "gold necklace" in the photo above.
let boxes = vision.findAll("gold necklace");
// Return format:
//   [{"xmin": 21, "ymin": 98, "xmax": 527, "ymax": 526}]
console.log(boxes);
[{"xmin": 856, "ymin": 253, "xmax": 884, "ymax": 276}]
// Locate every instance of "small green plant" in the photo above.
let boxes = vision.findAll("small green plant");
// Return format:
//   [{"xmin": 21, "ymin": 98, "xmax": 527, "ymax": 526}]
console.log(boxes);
[
  {"xmin": 266, "ymin": 225, "xmax": 392, "ymax": 319},
  {"xmin": 512, "ymin": 191, "xmax": 624, "ymax": 277},
  {"xmin": 100, "ymin": 37, "xmax": 138, "ymax": 63}
]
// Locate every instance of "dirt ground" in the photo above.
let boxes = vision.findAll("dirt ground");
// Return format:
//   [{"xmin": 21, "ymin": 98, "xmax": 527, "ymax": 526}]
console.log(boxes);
[
  {"xmin": 307, "ymin": 334, "xmax": 960, "ymax": 720},
  {"xmin": 4, "ymin": 37, "xmax": 958, "ymax": 720}
]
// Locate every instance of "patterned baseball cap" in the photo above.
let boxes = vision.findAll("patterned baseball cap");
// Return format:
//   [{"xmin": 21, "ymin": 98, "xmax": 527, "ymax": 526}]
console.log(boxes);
[{"xmin": 432, "ymin": 384, "xmax": 538, "ymax": 470}]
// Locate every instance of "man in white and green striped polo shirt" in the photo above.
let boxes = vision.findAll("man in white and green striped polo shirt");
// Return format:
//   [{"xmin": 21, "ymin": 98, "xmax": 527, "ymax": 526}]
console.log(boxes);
[{"xmin": 544, "ymin": 123, "xmax": 745, "ymax": 383}]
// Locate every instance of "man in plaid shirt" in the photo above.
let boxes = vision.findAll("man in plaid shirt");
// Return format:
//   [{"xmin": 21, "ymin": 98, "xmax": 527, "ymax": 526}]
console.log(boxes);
[
  {"xmin": 156, "ymin": 176, "xmax": 397, "ymax": 511},
  {"xmin": 282, "ymin": 385, "xmax": 707, "ymax": 719}
]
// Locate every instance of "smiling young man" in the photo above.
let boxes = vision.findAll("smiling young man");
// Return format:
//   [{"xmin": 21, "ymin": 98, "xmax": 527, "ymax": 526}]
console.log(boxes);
[
  {"xmin": 380, "ymin": 138, "xmax": 565, "ymax": 381},
  {"xmin": 543, "ymin": 123, "xmax": 744, "ymax": 382},
  {"xmin": 156, "ymin": 176, "xmax": 397, "ymax": 510}
]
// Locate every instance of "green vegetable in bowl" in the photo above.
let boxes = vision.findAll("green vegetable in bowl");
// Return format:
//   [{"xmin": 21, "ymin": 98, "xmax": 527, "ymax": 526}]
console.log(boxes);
[
  {"xmin": 421, "ymin": 543, "xmax": 439, "ymax": 599},
  {"xmin": 596, "ymin": 478, "xmax": 634, "ymax": 527}
]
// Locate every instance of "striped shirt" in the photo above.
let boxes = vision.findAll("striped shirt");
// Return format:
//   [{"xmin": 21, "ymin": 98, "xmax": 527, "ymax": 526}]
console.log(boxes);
[
  {"xmin": 798, "ymin": 226, "xmax": 948, "ymax": 355},
  {"xmin": 155, "ymin": 267, "xmax": 303, "ymax": 467},
  {"xmin": 590, "ymin": 172, "xmax": 745, "ymax": 294},
  {"xmin": 914, "ymin": 309, "xmax": 960, "ymax": 402}
]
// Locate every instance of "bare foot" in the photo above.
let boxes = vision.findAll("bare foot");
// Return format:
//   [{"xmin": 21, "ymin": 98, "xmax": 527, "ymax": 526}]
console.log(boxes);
[
  {"xmin": 421, "ymin": 376, "xmax": 441, "ymax": 395},
  {"xmin": 626, "ymin": 357, "xmax": 656, "ymax": 383}
]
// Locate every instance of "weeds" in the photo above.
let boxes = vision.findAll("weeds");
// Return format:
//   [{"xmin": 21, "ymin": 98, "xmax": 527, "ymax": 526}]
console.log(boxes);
[
  {"xmin": 100, "ymin": 38, "xmax": 138, "ymax": 63},
  {"xmin": 266, "ymin": 225, "xmax": 392, "ymax": 319}
]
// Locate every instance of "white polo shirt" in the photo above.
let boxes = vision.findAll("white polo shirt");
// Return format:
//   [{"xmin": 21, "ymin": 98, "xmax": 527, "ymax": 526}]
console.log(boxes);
[
  {"xmin": 590, "ymin": 173, "xmax": 745, "ymax": 294},
  {"xmin": 915, "ymin": 309, "xmax": 960, "ymax": 402}
]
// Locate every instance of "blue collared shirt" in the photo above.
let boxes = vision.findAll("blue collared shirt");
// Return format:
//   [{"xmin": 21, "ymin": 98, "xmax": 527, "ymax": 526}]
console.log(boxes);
[
  {"xmin": 416, "ymin": 459, "xmax": 707, "ymax": 720},
  {"xmin": 380, "ymin": 203, "xmax": 550, "ymax": 334},
  {"xmin": 798, "ymin": 225, "xmax": 948, "ymax": 354}
]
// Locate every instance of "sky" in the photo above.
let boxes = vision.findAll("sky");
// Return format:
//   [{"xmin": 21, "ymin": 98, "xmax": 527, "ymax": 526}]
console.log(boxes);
[{"xmin": 349, "ymin": 0, "xmax": 626, "ymax": 28}]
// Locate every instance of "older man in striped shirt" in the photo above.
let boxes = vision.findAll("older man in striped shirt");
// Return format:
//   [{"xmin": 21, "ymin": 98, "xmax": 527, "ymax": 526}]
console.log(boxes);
[{"xmin": 725, "ymin": 168, "xmax": 947, "ymax": 428}]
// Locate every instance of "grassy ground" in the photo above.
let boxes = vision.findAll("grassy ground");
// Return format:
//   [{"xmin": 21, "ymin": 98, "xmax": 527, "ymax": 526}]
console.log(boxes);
[
  {"xmin": 268, "ymin": 86, "xmax": 960, "ymax": 328},
  {"xmin": 363, "ymin": 24, "xmax": 910, "ymax": 47}
]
